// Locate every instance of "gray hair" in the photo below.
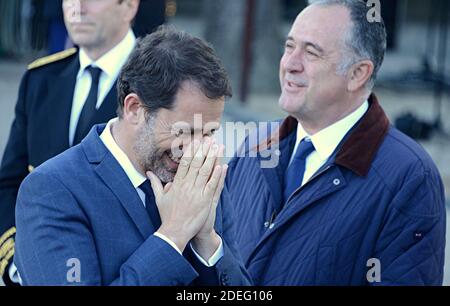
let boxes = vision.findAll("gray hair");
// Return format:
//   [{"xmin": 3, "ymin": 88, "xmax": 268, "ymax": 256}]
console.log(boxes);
[{"xmin": 309, "ymin": 0, "xmax": 387, "ymax": 89}]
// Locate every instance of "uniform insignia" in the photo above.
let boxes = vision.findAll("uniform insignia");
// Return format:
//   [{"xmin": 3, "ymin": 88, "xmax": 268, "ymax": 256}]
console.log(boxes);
[
  {"xmin": 28, "ymin": 48, "xmax": 77, "ymax": 70},
  {"xmin": 0, "ymin": 227, "xmax": 16, "ymax": 277},
  {"xmin": 0, "ymin": 227, "xmax": 16, "ymax": 248}
]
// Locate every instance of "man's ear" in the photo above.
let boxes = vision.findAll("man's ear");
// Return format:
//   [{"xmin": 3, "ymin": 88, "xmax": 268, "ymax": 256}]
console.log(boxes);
[
  {"xmin": 122, "ymin": 93, "xmax": 143, "ymax": 125},
  {"xmin": 347, "ymin": 60, "xmax": 374, "ymax": 92}
]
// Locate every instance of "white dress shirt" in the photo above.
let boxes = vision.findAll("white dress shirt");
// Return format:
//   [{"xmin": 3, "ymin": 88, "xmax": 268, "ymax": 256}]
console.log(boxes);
[
  {"xmin": 100, "ymin": 118, "xmax": 224, "ymax": 267},
  {"xmin": 289, "ymin": 101, "xmax": 369, "ymax": 186},
  {"xmin": 69, "ymin": 30, "xmax": 136, "ymax": 146}
]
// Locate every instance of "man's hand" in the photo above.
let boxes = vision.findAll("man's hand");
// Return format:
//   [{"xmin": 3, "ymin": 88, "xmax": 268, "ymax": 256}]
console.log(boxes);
[
  {"xmin": 191, "ymin": 144, "xmax": 227, "ymax": 261},
  {"xmin": 148, "ymin": 137, "xmax": 226, "ymax": 253}
]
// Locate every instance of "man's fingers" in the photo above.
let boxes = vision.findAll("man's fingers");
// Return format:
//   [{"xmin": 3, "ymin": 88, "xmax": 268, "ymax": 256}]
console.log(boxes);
[
  {"xmin": 147, "ymin": 171, "xmax": 163, "ymax": 203},
  {"xmin": 174, "ymin": 139, "xmax": 201, "ymax": 182},
  {"xmin": 204, "ymin": 165, "xmax": 222, "ymax": 197},
  {"xmin": 186, "ymin": 137, "xmax": 212, "ymax": 181},
  {"xmin": 195, "ymin": 143, "xmax": 220, "ymax": 188},
  {"xmin": 213, "ymin": 144, "xmax": 224, "ymax": 168},
  {"xmin": 212, "ymin": 165, "xmax": 228, "ymax": 207}
]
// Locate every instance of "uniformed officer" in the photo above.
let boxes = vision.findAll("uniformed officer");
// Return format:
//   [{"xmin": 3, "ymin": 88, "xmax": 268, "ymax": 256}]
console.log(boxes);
[{"xmin": 0, "ymin": 0, "xmax": 140, "ymax": 285}]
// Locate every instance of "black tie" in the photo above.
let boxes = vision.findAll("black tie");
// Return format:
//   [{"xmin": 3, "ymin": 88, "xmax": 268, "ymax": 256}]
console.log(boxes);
[
  {"xmin": 73, "ymin": 66, "xmax": 102, "ymax": 145},
  {"xmin": 139, "ymin": 180, "xmax": 162, "ymax": 229}
]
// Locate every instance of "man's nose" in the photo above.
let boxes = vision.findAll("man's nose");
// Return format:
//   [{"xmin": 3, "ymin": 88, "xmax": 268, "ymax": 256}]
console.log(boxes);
[
  {"xmin": 64, "ymin": 0, "xmax": 87, "ymax": 18},
  {"xmin": 284, "ymin": 52, "xmax": 305, "ymax": 74},
  {"xmin": 78, "ymin": 0, "xmax": 88, "ymax": 15}
]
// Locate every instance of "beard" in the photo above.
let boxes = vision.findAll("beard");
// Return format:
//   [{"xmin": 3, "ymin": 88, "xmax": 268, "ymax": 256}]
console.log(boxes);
[{"xmin": 133, "ymin": 116, "xmax": 177, "ymax": 184}]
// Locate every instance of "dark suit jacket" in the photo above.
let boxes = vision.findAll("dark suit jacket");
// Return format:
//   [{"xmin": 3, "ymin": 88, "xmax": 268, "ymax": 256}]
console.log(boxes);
[
  {"xmin": 0, "ymin": 50, "xmax": 118, "ymax": 284},
  {"xmin": 14, "ymin": 124, "xmax": 251, "ymax": 286}
]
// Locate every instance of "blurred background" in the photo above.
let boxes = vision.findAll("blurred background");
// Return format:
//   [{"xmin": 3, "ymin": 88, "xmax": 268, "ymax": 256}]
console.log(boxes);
[{"xmin": 0, "ymin": 0, "xmax": 449, "ymax": 285}]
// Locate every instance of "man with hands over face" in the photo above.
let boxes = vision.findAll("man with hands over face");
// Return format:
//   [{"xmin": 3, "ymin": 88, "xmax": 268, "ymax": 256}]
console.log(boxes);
[
  {"xmin": 149, "ymin": 137, "xmax": 227, "ymax": 261},
  {"xmin": 14, "ymin": 27, "xmax": 251, "ymax": 286}
]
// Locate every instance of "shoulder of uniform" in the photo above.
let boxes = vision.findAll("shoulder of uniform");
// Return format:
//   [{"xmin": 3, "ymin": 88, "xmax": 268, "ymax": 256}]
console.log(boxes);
[{"xmin": 27, "ymin": 48, "xmax": 78, "ymax": 70}]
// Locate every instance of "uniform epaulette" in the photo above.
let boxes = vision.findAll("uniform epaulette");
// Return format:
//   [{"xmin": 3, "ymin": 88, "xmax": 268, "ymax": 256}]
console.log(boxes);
[{"xmin": 28, "ymin": 48, "xmax": 77, "ymax": 70}]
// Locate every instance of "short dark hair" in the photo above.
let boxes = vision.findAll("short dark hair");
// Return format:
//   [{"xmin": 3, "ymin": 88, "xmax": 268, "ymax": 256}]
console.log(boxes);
[
  {"xmin": 310, "ymin": 0, "xmax": 387, "ymax": 88},
  {"xmin": 117, "ymin": 26, "xmax": 232, "ymax": 118}
]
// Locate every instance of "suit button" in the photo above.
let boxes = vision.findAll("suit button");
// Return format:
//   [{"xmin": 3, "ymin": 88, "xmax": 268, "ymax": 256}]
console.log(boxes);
[
  {"xmin": 264, "ymin": 222, "xmax": 270, "ymax": 228},
  {"xmin": 269, "ymin": 223, "xmax": 275, "ymax": 229},
  {"xmin": 333, "ymin": 178, "xmax": 341, "ymax": 186}
]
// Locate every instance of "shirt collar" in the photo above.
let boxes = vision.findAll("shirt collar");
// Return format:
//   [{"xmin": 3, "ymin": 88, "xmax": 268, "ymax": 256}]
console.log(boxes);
[
  {"xmin": 78, "ymin": 29, "xmax": 136, "ymax": 79},
  {"xmin": 99, "ymin": 118, "xmax": 146, "ymax": 189},
  {"xmin": 295, "ymin": 100, "xmax": 369, "ymax": 161}
]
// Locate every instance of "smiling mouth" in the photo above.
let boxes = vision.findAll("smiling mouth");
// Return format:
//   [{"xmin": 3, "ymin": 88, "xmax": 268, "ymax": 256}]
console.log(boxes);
[
  {"xmin": 285, "ymin": 81, "xmax": 306, "ymax": 90},
  {"xmin": 164, "ymin": 151, "xmax": 181, "ymax": 171}
]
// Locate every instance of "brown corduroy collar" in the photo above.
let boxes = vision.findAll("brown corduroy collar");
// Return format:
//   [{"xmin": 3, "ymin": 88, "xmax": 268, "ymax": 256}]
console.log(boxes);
[{"xmin": 269, "ymin": 94, "xmax": 390, "ymax": 177}]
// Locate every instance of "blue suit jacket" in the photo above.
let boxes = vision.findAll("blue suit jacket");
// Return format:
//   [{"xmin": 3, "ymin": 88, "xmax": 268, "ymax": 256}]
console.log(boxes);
[{"xmin": 15, "ymin": 125, "xmax": 251, "ymax": 286}]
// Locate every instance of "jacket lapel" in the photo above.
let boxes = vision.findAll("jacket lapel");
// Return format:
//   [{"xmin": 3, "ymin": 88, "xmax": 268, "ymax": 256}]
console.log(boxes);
[
  {"xmin": 46, "ymin": 54, "xmax": 119, "ymax": 152},
  {"xmin": 46, "ymin": 54, "xmax": 79, "ymax": 153},
  {"xmin": 246, "ymin": 160, "xmax": 347, "ymax": 266},
  {"xmin": 275, "ymin": 163, "xmax": 347, "ymax": 229},
  {"xmin": 256, "ymin": 125, "xmax": 297, "ymax": 214},
  {"xmin": 272, "ymin": 98, "xmax": 387, "ymax": 224},
  {"xmin": 247, "ymin": 123, "xmax": 349, "ymax": 266},
  {"xmin": 82, "ymin": 125, "xmax": 153, "ymax": 239}
]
